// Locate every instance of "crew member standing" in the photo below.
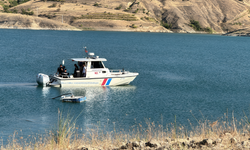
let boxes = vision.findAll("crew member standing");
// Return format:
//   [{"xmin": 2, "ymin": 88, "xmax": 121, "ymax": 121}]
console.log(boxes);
[
  {"xmin": 57, "ymin": 64, "xmax": 63, "ymax": 75},
  {"xmin": 82, "ymin": 63, "xmax": 86, "ymax": 77},
  {"xmin": 74, "ymin": 64, "xmax": 79, "ymax": 77}
]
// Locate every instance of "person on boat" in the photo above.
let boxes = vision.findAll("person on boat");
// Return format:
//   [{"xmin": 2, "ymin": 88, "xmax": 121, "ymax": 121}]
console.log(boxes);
[
  {"xmin": 61, "ymin": 69, "xmax": 69, "ymax": 78},
  {"xmin": 57, "ymin": 64, "xmax": 63, "ymax": 75},
  {"xmin": 74, "ymin": 64, "xmax": 79, "ymax": 77},
  {"xmin": 82, "ymin": 63, "xmax": 86, "ymax": 77},
  {"xmin": 59, "ymin": 67, "xmax": 64, "ymax": 76},
  {"xmin": 79, "ymin": 62, "xmax": 83, "ymax": 73}
]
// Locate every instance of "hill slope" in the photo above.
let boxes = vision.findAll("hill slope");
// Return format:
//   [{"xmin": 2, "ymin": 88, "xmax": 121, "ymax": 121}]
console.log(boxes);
[{"xmin": 1, "ymin": 0, "xmax": 250, "ymax": 34}]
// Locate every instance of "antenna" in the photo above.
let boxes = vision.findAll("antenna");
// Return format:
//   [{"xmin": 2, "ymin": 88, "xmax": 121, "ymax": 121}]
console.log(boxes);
[{"xmin": 84, "ymin": 46, "xmax": 88, "ymax": 57}]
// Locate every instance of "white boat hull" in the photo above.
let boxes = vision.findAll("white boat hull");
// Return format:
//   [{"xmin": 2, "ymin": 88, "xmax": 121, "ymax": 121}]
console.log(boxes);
[{"xmin": 50, "ymin": 74, "xmax": 138, "ymax": 87}]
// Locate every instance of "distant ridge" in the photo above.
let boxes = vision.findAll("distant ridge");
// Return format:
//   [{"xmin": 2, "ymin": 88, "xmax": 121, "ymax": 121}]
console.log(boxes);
[{"xmin": 0, "ymin": 0, "xmax": 250, "ymax": 35}]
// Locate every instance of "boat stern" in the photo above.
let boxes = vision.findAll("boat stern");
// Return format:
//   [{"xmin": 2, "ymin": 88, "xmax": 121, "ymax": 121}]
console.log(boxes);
[{"xmin": 36, "ymin": 73, "xmax": 50, "ymax": 86}]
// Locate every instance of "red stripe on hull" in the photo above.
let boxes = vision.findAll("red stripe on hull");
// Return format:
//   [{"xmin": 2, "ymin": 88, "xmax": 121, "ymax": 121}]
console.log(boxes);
[{"xmin": 101, "ymin": 78, "xmax": 108, "ymax": 85}]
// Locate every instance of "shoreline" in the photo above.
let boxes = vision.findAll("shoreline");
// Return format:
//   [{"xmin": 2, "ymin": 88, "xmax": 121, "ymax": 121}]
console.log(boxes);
[
  {"xmin": 0, "ymin": 26, "xmax": 226, "ymax": 35},
  {"xmin": 1, "ymin": 24, "xmax": 250, "ymax": 37},
  {"xmin": 1, "ymin": 116, "xmax": 250, "ymax": 150},
  {"xmin": 1, "ymin": 109, "xmax": 250, "ymax": 150},
  {"xmin": 0, "ymin": 25, "xmax": 171, "ymax": 33},
  {"xmin": 1, "ymin": 0, "xmax": 250, "ymax": 38}
]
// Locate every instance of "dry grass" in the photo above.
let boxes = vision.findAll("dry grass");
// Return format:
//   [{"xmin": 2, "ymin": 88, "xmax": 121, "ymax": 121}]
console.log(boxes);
[
  {"xmin": 75, "ymin": 12, "xmax": 137, "ymax": 21},
  {"xmin": 1, "ymin": 111, "xmax": 250, "ymax": 149}
]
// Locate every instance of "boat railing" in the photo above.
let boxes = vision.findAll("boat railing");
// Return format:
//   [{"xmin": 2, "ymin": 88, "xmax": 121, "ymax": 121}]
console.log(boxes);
[{"xmin": 110, "ymin": 69, "xmax": 129, "ymax": 74}]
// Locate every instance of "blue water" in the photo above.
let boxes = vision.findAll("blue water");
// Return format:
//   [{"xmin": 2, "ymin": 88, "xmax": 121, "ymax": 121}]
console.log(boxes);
[{"xmin": 0, "ymin": 29, "xmax": 250, "ymax": 143}]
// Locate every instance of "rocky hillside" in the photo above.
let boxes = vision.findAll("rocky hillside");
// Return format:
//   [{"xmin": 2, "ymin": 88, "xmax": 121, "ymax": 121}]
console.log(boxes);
[
  {"xmin": 0, "ymin": 13, "xmax": 78, "ymax": 30},
  {"xmin": 0, "ymin": 0, "xmax": 250, "ymax": 33}
]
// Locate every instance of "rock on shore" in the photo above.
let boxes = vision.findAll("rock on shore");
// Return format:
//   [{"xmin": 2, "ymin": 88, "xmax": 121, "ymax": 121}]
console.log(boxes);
[{"xmin": 76, "ymin": 132, "xmax": 250, "ymax": 149}]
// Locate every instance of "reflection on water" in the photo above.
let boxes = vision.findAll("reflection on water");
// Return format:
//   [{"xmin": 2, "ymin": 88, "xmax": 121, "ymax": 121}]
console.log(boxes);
[
  {"xmin": 49, "ymin": 85, "xmax": 137, "ymax": 130},
  {"xmin": 58, "ymin": 85, "xmax": 136, "ymax": 102},
  {"xmin": 41, "ymin": 86, "xmax": 51, "ymax": 98}
]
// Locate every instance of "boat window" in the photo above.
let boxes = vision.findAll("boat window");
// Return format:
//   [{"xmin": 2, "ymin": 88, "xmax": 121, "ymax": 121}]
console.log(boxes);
[
  {"xmin": 91, "ymin": 61, "xmax": 104, "ymax": 69},
  {"xmin": 78, "ymin": 61, "xmax": 86, "ymax": 66}
]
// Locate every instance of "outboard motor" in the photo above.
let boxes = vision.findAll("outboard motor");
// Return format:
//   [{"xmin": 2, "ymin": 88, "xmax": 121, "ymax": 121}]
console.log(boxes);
[{"xmin": 36, "ymin": 73, "xmax": 50, "ymax": 86}]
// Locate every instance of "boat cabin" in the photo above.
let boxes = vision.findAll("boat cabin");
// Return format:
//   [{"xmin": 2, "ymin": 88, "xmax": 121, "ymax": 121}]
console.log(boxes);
[{"xmin": 71, "ymin": 53, "xmax": 110, "ymax": 78}]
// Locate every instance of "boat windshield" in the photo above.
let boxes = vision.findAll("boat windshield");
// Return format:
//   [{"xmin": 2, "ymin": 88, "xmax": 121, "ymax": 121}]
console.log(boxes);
[{"xmin": 91, "ymin": 61, "xmax": 104, "ymax": 69}]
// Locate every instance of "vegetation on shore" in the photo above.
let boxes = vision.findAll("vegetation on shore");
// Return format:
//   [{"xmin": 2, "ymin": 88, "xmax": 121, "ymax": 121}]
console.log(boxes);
[
  {"xmin": 1, "ymin": 110, "xmax": 250, "ymax": 149},
  {"xmin": 0, "ymin": 0, "xmax": 250, "ymax": 34},
  {"xmin": 1, "ymin": 0, "xmax": 29, "ymax": 13},
  {"xmin": 189, "ymin": 20, "xmax": 214, "ymax": 33},
  {"xmin": 161, "ymin": 21, "xmax": 172, "ymax": 30},
  {"xmin": 1, "ymin": 0, "xmax": 249, "ymax": 34}
]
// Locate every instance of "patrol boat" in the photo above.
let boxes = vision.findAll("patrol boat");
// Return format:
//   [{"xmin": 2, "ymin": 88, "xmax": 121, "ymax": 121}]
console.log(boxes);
[{"xmin": 36, "ymin": 52, "xmax": 139, "ymax": 87}]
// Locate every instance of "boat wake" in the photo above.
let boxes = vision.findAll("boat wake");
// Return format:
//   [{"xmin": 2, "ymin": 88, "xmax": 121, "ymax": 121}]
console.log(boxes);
[
  {"xmin": 156, "ymin": 72, "xmax": 195, "ymax": 81},
  {"xmin": 0, "ymin": 82, "xmax": 37, "ymax": 87}
]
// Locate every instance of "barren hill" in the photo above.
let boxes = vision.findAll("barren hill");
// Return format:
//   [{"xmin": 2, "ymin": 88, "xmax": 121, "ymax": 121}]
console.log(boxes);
[{"xmin": 1, "ymin": 0, "xmax": 250, "ymax": 34}]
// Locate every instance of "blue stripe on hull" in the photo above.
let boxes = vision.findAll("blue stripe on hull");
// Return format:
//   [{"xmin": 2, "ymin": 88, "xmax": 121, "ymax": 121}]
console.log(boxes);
[{"xmin": 106, "ymin": 78, "xmax": 112, "ymax": 85}]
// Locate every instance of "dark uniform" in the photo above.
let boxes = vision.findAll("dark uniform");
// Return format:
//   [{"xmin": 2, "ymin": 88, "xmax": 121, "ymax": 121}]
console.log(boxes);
[
  {"xmin": 61, "ymin": 69, "xmax": 69, "ymax": 78},
  {"xmin": 57, "ymin": 65, "xmax": 64, "ymax": 75},
  {"xmin": 74, "ymin": 64, "xmax": 79, "ymax": 77}
]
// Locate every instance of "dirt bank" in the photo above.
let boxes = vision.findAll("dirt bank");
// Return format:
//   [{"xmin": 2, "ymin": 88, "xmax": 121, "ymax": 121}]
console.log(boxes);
[{"xmin": 1, "ymin": 0, "xmax": 250, "ymax": 34}]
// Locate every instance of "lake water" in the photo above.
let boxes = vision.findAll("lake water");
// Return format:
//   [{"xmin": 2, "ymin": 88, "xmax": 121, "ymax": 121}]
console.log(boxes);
[{"xmin": 0, "ymin": 29, "xmax": 250, "ymax": 144}]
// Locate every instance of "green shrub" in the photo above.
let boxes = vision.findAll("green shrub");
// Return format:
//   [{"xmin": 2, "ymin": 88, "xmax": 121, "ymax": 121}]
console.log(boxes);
[
  {"xmin": 131, "ymin": 24, "xmax": 137, "ymax": 28},
  {"xmin": 93, "ymin": 3, "xmax": 99, "ymax": 6},
  {"xmin": 12, "ymin": 9, "xmax": 18, "ymax": 13},
  {"xmin": 124, "ymin": 7, "xmax": 131, "ymax": 12},
  {"xmin": 3, "ymin": 5, "xmax": 18, "ymax": 13},
  {"xmin": 204, "ymin": 27, "xmax": 213, "ymax": 33},
  {"xmin": 233, "ymin": 22, "xmax": 242, "ymax": 25},
  {"xmin": 162, "ymin": 22, "xmax": 172, "ymax": 29},
  {"xmin": 189, "ymin": 20, "xmax": 201, "ymax": 31},
  {"xmin": 18, "ymin": 0, "xmax": 30, "ymax": 4},
  {"xmin": 21, "ymin": 8, "xmax": 34, "ymax": 15},
  {"xmin": 3, "ymin": 5, "xmax": 11, "ymax": 13},
  {"xmin": 134, "ymin": 8, "xmax": 139, "ymax": 13},
  {"xmin": 29, "ymin": 11, "xmax": 34, "ymax": 15},
  {"xmin": 115, "ymin": 4, "xmax": 122, "ymax": 10},
  {"xmin": 9, "ymin": 0, "xmax": 18, "ymax": 7},
  {"xmin": 48, "ymin": 3, "xmax": 57, "ymax": 7}
]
